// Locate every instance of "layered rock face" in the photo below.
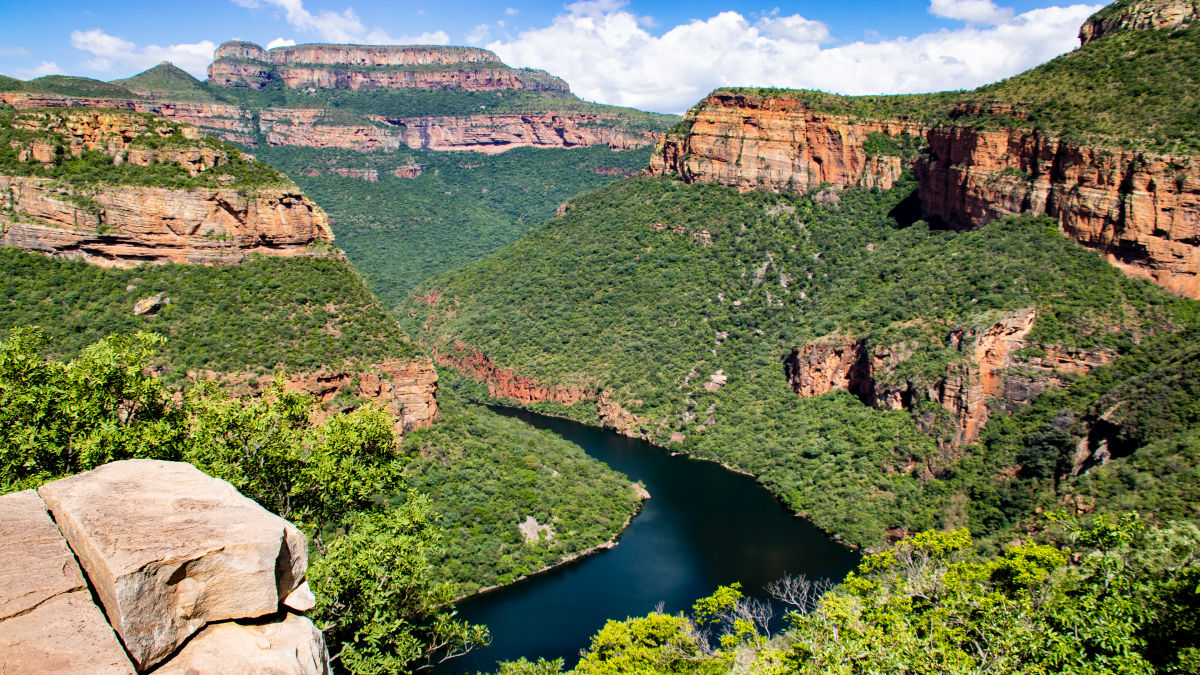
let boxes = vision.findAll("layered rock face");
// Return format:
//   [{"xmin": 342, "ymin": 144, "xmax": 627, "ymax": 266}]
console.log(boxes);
[
  {"xmin": 208, "ymin": 40, "xmax": 568, "ymax": 92},
  {"xmin": 0, "ymin": 109, "xmax": 334, "ymax": 266},
  {"xmin": 373, "ymin": 113, "xmax": 662, "ymax": 154},
  {"xmin": 915, "ymin": 125, "xmax": 1200, "ymax": 298},
  {"xmin": 0, "ymin": 460, "xmax": 329, "ymax": 674},
  {"xmin": 783, "ymin": 309, "xmax": 1115, "ymax": 448},
  {"xmin": 0, "ymin": 176, "xmax": 334, "ymax": 266},
  {"xmin": 648, "ymin": 92, "xmax": 923, "ymax": 193},
  {"xmin": 1079, "ymin": 0, "xmax": 1199, "ymax": 43}
]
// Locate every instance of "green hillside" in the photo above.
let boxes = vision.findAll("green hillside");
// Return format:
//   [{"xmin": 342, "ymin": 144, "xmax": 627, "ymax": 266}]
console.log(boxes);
[
  {"xmin": 113, "ymin": 62, "xmax": 218, "ymax": 102},
  {"xmin": 255, "ymin": 144, "xmax": 656, "ymax": 307},
  {"xmin": 710, "ymin": 19, "xmax": 1200, "ymax": 154},
  {"xmin": 401, "ymin": 175, "xmax": 1198, "ymax": 548}
]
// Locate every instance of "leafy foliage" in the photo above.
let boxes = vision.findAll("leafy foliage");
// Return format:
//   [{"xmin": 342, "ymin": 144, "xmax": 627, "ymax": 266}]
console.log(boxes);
[
  {"xmin": 112, "ymin": 63, "xmax": 218, "ymax": 102},
  {"xmin": 401, "ymin": 387, "xmax": 642, "ymax": 595},
  {"xmin": 402, "ymin": 175, "xmax": 1196, "ymax": 549},
  {"xmin": 0, "ymin": 249, "xmax": 415, "ymax": 376},
  {"xmin": 498, "ymin": 517, "xmax": 1200, "ymax": 674},
  {"xmin": 255, "ymin": 144, "xmax": 656, "ymax": 306}
]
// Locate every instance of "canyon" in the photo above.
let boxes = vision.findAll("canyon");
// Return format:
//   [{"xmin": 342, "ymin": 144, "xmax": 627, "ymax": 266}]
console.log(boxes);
[{"xmin": 650, "ymin": 91, "xmax": 1200, "ymax": 299}]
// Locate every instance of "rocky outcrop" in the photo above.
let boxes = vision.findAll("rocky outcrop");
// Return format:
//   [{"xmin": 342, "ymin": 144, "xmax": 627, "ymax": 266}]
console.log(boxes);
[
  {"xmin": 156, "ymin": 612, "xmax": 330, "ymax": 675},
  {"xmin": 208, "ymin": 41, "xmax": 568, "ymax": 92},
  {"xmin": 1, "ymin": 461, "xmax": 328, "ymax": 674},
  {"xmin": 648, "ymin": 92, "xmax": 923, "ymax": 193},
  {"xmin": 189, "ymin": 358, "xmax": 440, "ymax": 432},
  {"xmin": 435, "ymin": 343, "xmax": 594, "ymax": 406},
  {"xmin": 37, "ymin": 460, "xmax": 310, "ymax": 669},
  {"xmin": 915, "ymin": 125, "xmax": 1200, "ymax": 297},
  {"xmin": 0, "ymin": 176, "xmax": 334, "ymax": 266},
  {"xmin": 783, "ymin": 309, "xmax": 1115, "ymax": 447},
  {"xmin": 1079, "ymin": 0, "xmax": 1199, "ymax": 43},
  {"xmin": 372, "ymin": 113, "xmax": 661, "ymax": 154},
  {"xmin": 0, "ymin": 490, "xmax": 135, "ymax": 674}
]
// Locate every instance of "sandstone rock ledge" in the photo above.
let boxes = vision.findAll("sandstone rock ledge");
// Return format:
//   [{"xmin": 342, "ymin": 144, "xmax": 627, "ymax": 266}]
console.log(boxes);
[{"xmin": 0, "ymin": 460, "xmax": 330, "ymax": 674}]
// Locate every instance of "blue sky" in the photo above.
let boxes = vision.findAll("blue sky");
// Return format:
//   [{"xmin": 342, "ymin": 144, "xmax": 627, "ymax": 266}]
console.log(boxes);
[{"xmin": 0, "ymin": 0, "xmax": 1104, "ymax": 113}]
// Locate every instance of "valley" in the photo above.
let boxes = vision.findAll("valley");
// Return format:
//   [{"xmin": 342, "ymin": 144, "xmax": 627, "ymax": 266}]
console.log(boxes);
[{"xmin": 1, "ymin": 0, "xmax": 1198, "ymax": 672}]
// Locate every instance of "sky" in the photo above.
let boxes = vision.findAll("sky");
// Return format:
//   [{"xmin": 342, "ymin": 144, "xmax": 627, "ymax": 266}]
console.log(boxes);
[{"xmin": 0, "ymin": 0, "xmax": 1103, "ymax": 113}]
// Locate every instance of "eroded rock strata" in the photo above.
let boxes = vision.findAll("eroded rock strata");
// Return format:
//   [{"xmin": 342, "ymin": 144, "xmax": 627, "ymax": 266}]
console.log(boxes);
[
  {"xmin": 649, "ymin": 92, "xmax": 923, "ymax": 193},
  {"xmin": 207, "ymin": 41, "xmax": 567, "ymax": 92},
  {"xmin": 782, "ymin": 309, "xmax": 1116, "ymax": 448}
]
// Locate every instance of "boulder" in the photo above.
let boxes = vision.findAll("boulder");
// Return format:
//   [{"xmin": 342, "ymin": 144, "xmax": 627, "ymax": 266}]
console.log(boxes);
[
  {"xmin": 0, "ymin": 490, "xmax": 135, "ymax": 673},
  {"xmin": 37, "ymin": 460, "xmax": 309, "ymax": 670},
  {"xmin": 156, "ymin": 612, "xmax": 330, "ymax": 675}
]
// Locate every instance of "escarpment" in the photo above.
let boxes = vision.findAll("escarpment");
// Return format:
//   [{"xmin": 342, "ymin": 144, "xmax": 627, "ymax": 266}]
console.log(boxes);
[
  {"xmin": 782, "ymin": 309, "xmax": 1116, "ymax": 449},
  {"xmin": 649, "ymin": 12, "xmax": 1200, "ymax": 298},
  {"xmin": 0, "ymin": 109, "xmax": 333, "ymax": 266},
  {"xmin": 207, "ymin": 40, "xmax": 568, "ymax": 92},
  {"xmin": 649, "ymin": 92, "xmax": 923, "ymax": 193},
  {"xmin": 915, "ymin": 124, "xmax": 1200, "ymax": 297},
  {"xmin": 0, "ymin": 460, "xmax": 329, "ymax": 674}
]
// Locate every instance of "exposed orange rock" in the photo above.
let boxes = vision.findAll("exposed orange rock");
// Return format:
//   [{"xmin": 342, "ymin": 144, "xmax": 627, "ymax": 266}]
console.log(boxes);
[
  {"xmin": 648, "ymin": 92, "xmax": 923, "ymax": 192},
  {"xmin": 915, "ymin": 126, "xmax": 1200, "ymax": 297},
  {"xmin": 782, "ymin": 308, "xmax": 1114, "ymax": 447},
  {"xmin": 207, "ymin": 41, "xmax": 568, "ymax": 92},
  {"xmin": 1079, "ymin": 0, "xmax": 1199, "ymax": 43},
  {"xmin": 0, "ymin": 176, "xmax": 333, "ymax": 266},
  {"xmin": 371, "ymin": 113, "xmax": 660, "ymax": 153},
  {"xmin": 189, "ymin": 359, "xmax": 439, "ymax": 433},
  {"xmin": 434, "ymin": 343, "xmax": 594, "ymax": 406}
]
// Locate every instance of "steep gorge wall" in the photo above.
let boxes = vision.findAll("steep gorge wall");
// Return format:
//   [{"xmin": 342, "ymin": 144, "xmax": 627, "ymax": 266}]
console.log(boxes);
[
  {"xmin": 650, "ymin": 92, "xmax": 1200, "ymax": 299},
  {"xmin": 207, "ymin": 41, "xmax": 568, "ymax": 93},
  {"xmin": 0, "ymin": 92, "xmax": 659, "ymax": 153},
  {"xmin": 648, "ymin": 92, "xmax": 923, "ymax": 192},
  {"xmin": 782, "ymin": 309, "xmax": 1115, "ymax": 449},
  {"xmin": 915, "ymin": 125, "xmax": 1200, "ymax": 297}
]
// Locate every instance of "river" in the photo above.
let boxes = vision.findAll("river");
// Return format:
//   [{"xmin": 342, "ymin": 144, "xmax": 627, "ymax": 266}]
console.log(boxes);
[{"xmin": 438, "ymin": 406, "xmax": 860, "ymax": 673}]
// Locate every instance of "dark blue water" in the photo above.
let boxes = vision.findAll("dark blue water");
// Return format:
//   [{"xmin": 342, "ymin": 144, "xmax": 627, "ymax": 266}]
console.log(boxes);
[{"xmin": 439, "ymin": 407, "xmax": 859, "ymax": 673}]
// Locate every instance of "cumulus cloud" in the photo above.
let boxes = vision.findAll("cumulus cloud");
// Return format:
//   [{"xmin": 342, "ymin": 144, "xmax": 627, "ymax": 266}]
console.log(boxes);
[
  {"xmin": 266, "ymin": 37, "xmax": 297, "ymax": 49},
  {"xmin": 930, "ymin": 0, "xmax": 1014, "ymax": 24},
  {"xmin": 505, "ymin": 7, "xmax": 519, "ymax": 16},
  {"xmin": 13, "ymin": 61, "xmax": 65, "ymax": 79},
  {"xmin": 231, "ymin": 0, "xmax": 448, "ymax": 45},
  {"xmin": 69, "ymin": 29, "xmax": 216, "ymax": 77},
  {"xmin": 487, "ymin": 3, "xmax": 1101, "ymax": 113}
]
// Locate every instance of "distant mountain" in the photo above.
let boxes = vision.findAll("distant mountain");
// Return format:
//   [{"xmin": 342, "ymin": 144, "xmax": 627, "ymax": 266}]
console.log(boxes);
[{"xmin": 113, "ymin": 61, "xmax": 217, "ymax": 102}]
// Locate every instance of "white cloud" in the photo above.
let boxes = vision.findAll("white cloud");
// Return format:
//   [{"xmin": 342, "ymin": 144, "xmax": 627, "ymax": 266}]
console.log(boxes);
[
  {"xmin": 13, "ymin": 61, "xmax": 65, "ymax": 79},
  {"xmin": 245, "ymin": 0, "xmax": 365, "ymax": 42},
  {"xmin": 70, "ymin": 29, "xmax": 216, "ymax": 77},
  {"xmin": 487, "ymin": 3, "xmax": 1101, "ymax": 113},
  {"xmin": 929, "ymin": 0, "xmax": 1014, "ymax": 24},
  {"xmin": 467, "ymin": 23, "xmax": 494, "ymax": 44},
  {"xmin": 266, "ymin": 37, "xmax": 296, "ymax": 49},
  {"xmin": 505, "ymin": 7, "xmax": 519, "ymax": 16}
]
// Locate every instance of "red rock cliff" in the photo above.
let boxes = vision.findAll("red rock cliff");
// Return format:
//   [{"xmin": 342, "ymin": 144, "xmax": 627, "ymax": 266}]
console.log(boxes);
[
  {"xmin": 1079, "ymin": 0, "xmax": 1199, "ymax": 43},
  {"xmin": 648, "ymin": 92, "xmax": 924, "ymax": 192},
  {"xmin": 0, "ymin": 110, "xmax": 333, "ymax": 266},
  {"xmin": 782, "ymin": 309, "xmax": 1115, "ymax": 448},
  {"xmin": 914, "ymin": 124, "xmax": 1200, "ymax": 297},
  {"xmin": 207, "ymin": 41, "xmax": 568, "ymax": 92}
]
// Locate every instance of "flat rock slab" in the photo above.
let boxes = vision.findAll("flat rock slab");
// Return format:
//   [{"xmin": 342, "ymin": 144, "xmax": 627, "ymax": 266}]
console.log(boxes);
[
  {"xmin": 0, "ymin": 490, "xmax": 134, "ymax": 673},
  {"xmin": 157, "ymin": 611, "xmax": 330, "ymax": 675},
  {"xmin": 38, "ymin": 459, "xmax": 308, "ymax": 671}
]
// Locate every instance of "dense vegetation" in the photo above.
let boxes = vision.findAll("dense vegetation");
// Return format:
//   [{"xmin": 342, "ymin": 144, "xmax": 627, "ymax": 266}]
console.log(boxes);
[
  {"xmin": 0, "ymin": 327, "xmax": 485, "ymax": 672},
  {"xmin": 499, "ymin": 516, "xmax": 1200, "ymax": 674},
  {"xmin": 402, "ymin": 175, "xmax": 1198, "ymax": 548},
  {"xmin": 255, "ymin": 144, "xmax": 655, "ymax": 306},
  {"xmin": 0, "ymin": 249, "xmax": 415, "ymax": 376},
  {"xmin": 712, "ymin": 21, "xmax": 1200, "ymax": 154},
  {"xmin": 402, "ymin": 384, "xmax": 642, "ymax": 595},
  {"xmin": 0, "ymin": 108, "xmax": 290, "ymax": 190}
]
